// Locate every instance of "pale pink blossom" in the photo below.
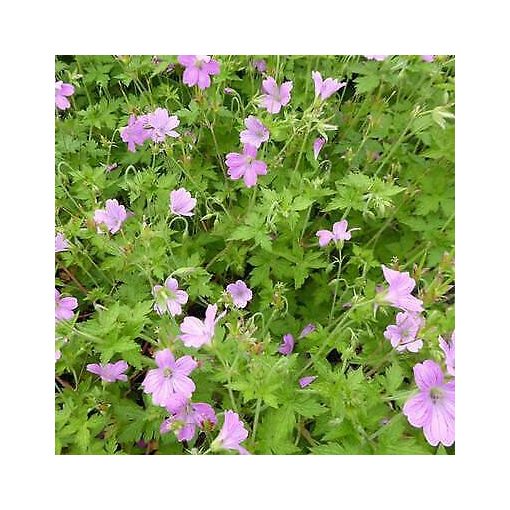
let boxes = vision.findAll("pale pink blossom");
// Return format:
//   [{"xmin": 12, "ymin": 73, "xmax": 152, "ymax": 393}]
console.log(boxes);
[
  {"xmin": 179, "ymin": 304, "xmax": 225, "ymax": 348},
  {"xmin": 170, "ymin": 188, "xmax": 196, "ymax": 216},
  {"xmin": 259, "ymin": 77, "xmax": 293, "ymax": 114}
]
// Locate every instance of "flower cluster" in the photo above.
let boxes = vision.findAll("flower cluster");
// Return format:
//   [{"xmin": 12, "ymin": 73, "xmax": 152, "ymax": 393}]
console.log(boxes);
[
  {"xmin": 376, "ymin": 262, "xmax": 455, "ymax": 447},
  {"xmin": 120, "ymin": 108, "xmax": 180, "ymax": 152},
  {"xmin": 226, "ymin": 115, "xmax": 270, "ymax": 188}
]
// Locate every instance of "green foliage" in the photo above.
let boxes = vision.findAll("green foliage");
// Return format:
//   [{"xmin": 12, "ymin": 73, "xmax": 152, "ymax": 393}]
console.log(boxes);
[{"xmin": 55, "ymin": 55, "xmax": 454, "ymax": 455}]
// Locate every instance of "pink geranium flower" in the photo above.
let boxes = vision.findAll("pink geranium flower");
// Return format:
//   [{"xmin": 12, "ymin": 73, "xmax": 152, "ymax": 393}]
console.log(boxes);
[
  {"xmin": 160, "ymin": 401, "xmax": 217, "ymax": 442},
  {"xmin": 299, "ymin": 323, "xmax": 316, "ymax": 338},
  {"xmin": 178, "ymin": 55, "xmax": 220, "ymax": 90},
  {"xmin": 259, "ymin": 76, "xmax": 293, "ymax": 114},
  {"xmin": 86, "ymin": 360, "xmax": 129, "ymax": 382},
  {"xmin": 316, "ymin": 219, "xmax": 355, "ymax": 247},
  {"xmin": 421, "ymin": 55, "xmax": 435, "ymax": 62},
  {"xmin": 226, "ymin": 144, "xmax": 268, "ymax": 188},
  {"xmin": 226, "ymin": 280, "xmax": 253, "ymax": 309},
  {"xmin": 299, "ymin": 375, "xmax": 317, "ymax": 388},
  {"xmin": 380, "ymin": 265, "xmax": 424, "ymax": 313},
  {"xmin": 94, "ymin": 199, "xmax": 128, "ymax": 234},
  {"xmin": 403, "ymin": 360, "xmax": 455, "ymax": 447},
  {"xmin": 55, "ymin": 233, "xmax": 70, "ymax": 253},
  {"xmin": 179, "ymin": 304, "xmax": 224, "ymax": 348},
  {"xmin": 384, "ymin": 312, "xmax": 424, "ymax": 352},
  {"xmin": 146, "ymin": 108, "xmax": 180, "ymax": 142},
  {"xmin": 253, "ymin": 59, "xmax": 267, "ymax": 73},
  {"xmin": 312, "ymin": 71, "xmax": 346, "ymax": 100},
  {"xmin": 141, "ymin": 349, "xmax": 198, "ymax": 409},
  {"xmin": 439, "ymin": 331, "xmax": 455, "ymax": 376},
  {"xmin": 212, "ymin": 410, "xmax": 250, "ymax": 455},
  {"xmin": 152, "ymin": 277, "xmax": 188, "ymax": 316},
  {"xmin": 170, "ymin": 188, "xmax": 196, "ymax": 216},
  {"xmin": 120, "ymin": 114, "xmax": 151, "ymax": 152},
  {"xmin": 55, "ymin": 81, "xmax": 75, "ymax": 110},
  {"xmin": 313, "ymin": 137, "xmax": 326, "ymax": 160},
  {"xmin": 278, "ymin": 334, "xmax": 295, "ymax": 355},
  {"xmin": 55, "ymin": 289, "xmax": 78, "ymax": 322},
  {"xmin": 240, "ymin": 116, "xmax": 269, "ymax": 149}
]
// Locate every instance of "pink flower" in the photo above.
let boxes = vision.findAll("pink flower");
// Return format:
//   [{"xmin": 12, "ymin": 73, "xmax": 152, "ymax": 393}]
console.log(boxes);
[
  {"xmin": 55, "ymin": 81, "xmax": 75, "ymax": 110},
  {"xmin": 313, "ymin": 137, "xmax": 326, "ymax": 160},
  {"xmin": 403, "ymin": 360, "xmax": 455, "ymax": 447},
  {"xmin": 224, "ymin": 87, "xmax": 235, "ymax": 95},
  {"xmin": 364, "ymin": 55, "xmax": 388, "ymax": 61},
  {"xmin": 439, "ymin": 331, "xmax": 455, "ymax": 376},
  {"xmin": 259, "ymin": 76, "xmax": 293, "ymax": 114},
  {"xmin": 421, "ymin": 55, "xmax": 435, "ymax": 62},
  {"xmin": 179, "ymin": 304, "xmax": 224, "ymax": 348},
  {"xmin": 212, "ymin": 410, "xmax": 250, "ymax": 455},
  {"xmin": 299, "ymin": 323, "xmax": 316, "ymax": 338},
  {"xmin": 141, "ymin": 349, "xmax": 198, "ymax": 408},
  {"xmin": 316, "ymin": 219, "xmax": 354, "ymax": 247},
  {"xmin": 253, "ymin": 59, "xmax": 267, "ymax": 73},
  {"xmin": 226, "ymin": 280, "xmax": 253, "ymax": 309},
  {"xmin": 312, "ymin": 71, "xmax": 346, "ymax": 100},
  {"xmin": 380, "ymin": 265, "xmax": 424, "ymax": 313},
  {"xmin": 160, "ymin": 401, "xmax": 217, "ymax": 442},
  {"xmin": 94, "ymin": 199, "xmax": 128, "ymax": 234},
  {"xmin": 120, "ymin": 114, "xmax": 151, "ymax": 152},
  {"xmin": 278, "ymin": 334, "xmax": 295, "ymax": 355},
  {"xmin": 178, "ymin": 55, "xmax": 220, "ymax": 90},
  {"xmin": 226, "ymin": 144, "xmax": 268, "ymax": 188},
  {"xmin": 86, "ymin": 360, "xmax": 129, "ymax": 382},
  {"xmin": 384, "ymin": 312, "xmax": 424, "ymax": 352},
  {"xmin": 55, "ymin": 233, "xmax": 70, "ymax": 253},
  {"xmin": 55, "ymin": 350, "xmax": 61, "ymax": 362},
  {"xmin": 55, "ymin": 289, "xmax": 78, "ymax": 322},
  {"xmin": 170, "ymin": 187, "xmax": 196, "ymax": 216},
  {"xmin": 152, "ymin": 277, "xmax": 188, "ymax": 316},
  {"xmin": 146, "ymin": 108, "xmax": 180, "ymax": 142},
  {"xmin": 299, "ymin": 376, "xmax": 317, "ymax": 388},
  {"xmin": 240, "ymin": 116, "xmax": 270, "ymax": 149}
]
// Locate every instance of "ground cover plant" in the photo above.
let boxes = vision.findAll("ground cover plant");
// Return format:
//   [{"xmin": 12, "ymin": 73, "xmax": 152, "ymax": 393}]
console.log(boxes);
[{"xmin": 55, "ymin": 54, "xmax": 455, "ymax": 455}]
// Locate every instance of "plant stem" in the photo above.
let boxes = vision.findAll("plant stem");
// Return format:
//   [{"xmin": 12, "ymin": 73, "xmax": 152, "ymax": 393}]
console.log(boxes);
[
  {"xmin": 251, "ymin": 398, "xmax": 262, "ymax": 443},
  {"xmin": 328, "ymin": 246, "xmax": 343, "ymax": 325}
]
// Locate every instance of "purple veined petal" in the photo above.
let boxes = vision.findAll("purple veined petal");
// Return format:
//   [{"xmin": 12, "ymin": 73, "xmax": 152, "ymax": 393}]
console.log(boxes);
[
  {"xmin": 178, "ymin": 55, "xmax": 196, "ymax": 67},
  {"xmin": 165, "ymin": 277, "xmax": 179, "ymax": 292},
  {"xmin": 171, "ymin": 375, "xmax": 196, "ymax": 397},
  {"xmin": 316, "ymin": 229, "xmax": 334, "ymax": 247},
  {"xmin": 313, "ymin": 137, "xmax": 326, "ymax": 160},
  {"xmin": 203, "ymin": 59, "xmax": 220, "ymax": 75},
  {"xmin": 155, "ymin": 349, "xmax": 175, "ymax": 369},
  {"xmin": 403, "ymin": 392, "xmax": 432, "ymax": 427},
  {"xmin": 262, "ymin": 76, "xmax": 278, "ymax": 95},
  {"xmin": 299, "ymin": 323, "xmax": 316, "ymax": 338},
  {"xmin": 86, "ymin": 364, "xmax": 102, "ymax": 376},
  {"xmin": 197, "ymin": 70, "xmax": 212, "ymax": 90},
  {"xmin": 413, "ymin": 360, "xmax": 444, "ymax": 391},
  {"xmin": 279, "ymin": 81, "xmax": 293, "ymax": 105},
  {"xmin": 299, "ymin": 376, "xmax": 317, "ymax": 388},
  {"xmin": 174, "ymin": 355, "xmax": 198, "ymax": 376},
  {"xmin": 183, "ymin": 66, "xmax": 199, "ymax": 87}
]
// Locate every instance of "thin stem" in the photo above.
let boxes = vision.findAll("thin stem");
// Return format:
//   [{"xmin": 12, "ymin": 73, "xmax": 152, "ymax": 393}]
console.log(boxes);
[
  {"xmin": 328, "ymin": 246, "xmax": 343, "ymax": 325},
  {"xmin": 251, "ymin": 398, "xmax": 262, "ymax": 443}
]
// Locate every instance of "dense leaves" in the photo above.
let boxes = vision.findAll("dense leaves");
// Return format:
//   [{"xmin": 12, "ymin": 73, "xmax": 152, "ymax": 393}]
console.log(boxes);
[{"xmin": 55, "ymin": 55, "xmax": 454, "ymax": 455}]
